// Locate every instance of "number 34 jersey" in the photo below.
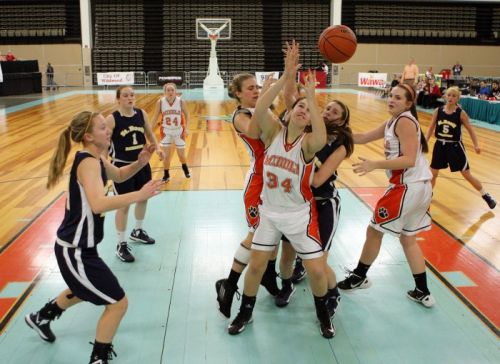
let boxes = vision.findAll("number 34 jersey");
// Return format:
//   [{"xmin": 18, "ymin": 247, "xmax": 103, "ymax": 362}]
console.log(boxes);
[{"xmin": 261, "ymin": 127, "xmax": 315, "ymax": 210}]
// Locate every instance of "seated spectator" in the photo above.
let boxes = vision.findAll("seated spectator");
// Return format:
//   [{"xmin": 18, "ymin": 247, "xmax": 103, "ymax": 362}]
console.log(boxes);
[
  {"xmin": 478, "ymin": 81, "xmax": 491, "ymax": 100},
  {"xmin": 416, "ymin": 80, "xmax": 429, "ymax": 106},
  {"xmin": 422, "ymin": 79, "xmax": 441, "ymax": 108},
  {"xmin": 5, "ymin": 50, "xmax": 16, "ymax": 61},
  {"xmin": 425, "ymin": 67, "xmax": 434, "ymax": 80},
  {"xmin": 468, "ymin": 79, "xmax": 480, "ymax": 97},
  {"xmin": 489, "ymin": 81, "xmax": 500, "ymax": 100}
]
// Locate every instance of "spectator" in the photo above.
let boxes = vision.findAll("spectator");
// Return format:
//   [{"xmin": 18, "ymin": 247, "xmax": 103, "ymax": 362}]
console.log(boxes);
[
  {"xmin": 5, "ymin": 50, "xmax": 16, "ymax": 61},
  {"xmin": 401, "ymin": 58, "xmax": 419, "ymax": 85},
  {"xmin": 391, "ymin": 74, "xmax": 401, "ymax": 88},
  {"xmin": 468, "ymin": 79, "xmax": 480, "ymax": 97},
  {"xmin": 489, "ymin": 81, "xmax": 500, "ymax": 100},
  {"xmin": 417, "ymin": 80, "xmax": 429, "ymax": 107},
  {"xmin": 425, "ymin": 67, "xmax": 434, "ymax": 80},
  {"xmin": 452, "ymin": 61, "xmax": 463, "ymax": 76},
  {"xmin": 46, "ymin": 63, "xmax": 56, "ymax": 91},
  {"xmin": 478, "ymin": 81, "xmax": 490, "ymax": 100},
  {"xmin": 0, "ymin": 51, "xmax": 6, "ymax": 62},
  {"xmin": 422, "ymin": 78, "xmax": 441, "ymax": 109}
]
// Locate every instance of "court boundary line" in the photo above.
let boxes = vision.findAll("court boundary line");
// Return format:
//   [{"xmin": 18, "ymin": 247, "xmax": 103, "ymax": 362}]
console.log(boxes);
[{"xmin": 347, "ymin": 186, "xmax": 499, "ymax": 337}]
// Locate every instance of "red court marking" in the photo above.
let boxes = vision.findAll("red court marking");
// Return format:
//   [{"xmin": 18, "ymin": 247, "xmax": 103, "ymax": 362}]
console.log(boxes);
[
  {"xmin": 352, "ymin": 187, "xmax": 499, "ymax": 329},
  {"xmin": 0, "ymin": 196, "xmax": 65, "ymax": 324},
  {"xmin": 207, "ymin": 120, "xmax": 222, "ymax": 131}
]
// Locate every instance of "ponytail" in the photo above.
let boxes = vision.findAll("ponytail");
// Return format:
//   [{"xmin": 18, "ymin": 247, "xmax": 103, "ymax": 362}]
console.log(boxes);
[{"xmin": 46, "ymin": 111, "xmax": 97, "ymax": 189}]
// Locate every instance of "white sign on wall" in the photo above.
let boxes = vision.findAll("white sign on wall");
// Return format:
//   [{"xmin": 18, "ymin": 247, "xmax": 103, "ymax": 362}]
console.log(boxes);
[
  {"xmin": 255, "ymin": 72, "xmax": 280, "ymax": 87},
  {"xmin": 97, "ymin": 72, "xmax": 134, "ymax": 86},
  {"xmin": 357, "ymin": 72, "xmax": 387, "ymax": 88}
]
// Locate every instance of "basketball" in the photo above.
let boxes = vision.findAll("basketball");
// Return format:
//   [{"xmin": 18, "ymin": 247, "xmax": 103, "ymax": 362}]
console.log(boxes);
[{"xmin": 318, "ymin": 25, "xmax": 357, "ymax": 63}]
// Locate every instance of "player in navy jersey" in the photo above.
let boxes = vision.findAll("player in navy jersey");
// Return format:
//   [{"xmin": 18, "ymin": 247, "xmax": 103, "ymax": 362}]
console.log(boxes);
[
  {"xmin": 338, "ymin": 84, "xmax": 436, "ymax": 308},
  {"xmin": 106, "ymin": 86, "xmax": 164, "ymax": 263},
  {"xmin": 425, "ymin": 86, "xmax": 496, "ymax": 209},
  {"xmin": 25, "ymin": 111, "xmax": 163, "ymax": 364},
  {"xmin": 228, "ymin": 43, "xmax": 335, "ymax": 338}
]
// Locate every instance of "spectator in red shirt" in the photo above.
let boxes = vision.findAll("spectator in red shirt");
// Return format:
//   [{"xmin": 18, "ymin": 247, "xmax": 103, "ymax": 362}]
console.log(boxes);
[
  {"xmin": 5, "ymin": 51, "xmax": 16, "ymax": 61},
  {"xmin": 422, "ymin": 79, "xmax": 441, "ymax": 109}
]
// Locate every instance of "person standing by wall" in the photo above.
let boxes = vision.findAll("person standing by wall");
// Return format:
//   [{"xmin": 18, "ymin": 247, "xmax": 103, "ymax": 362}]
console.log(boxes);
[
  {"xmin": 46, "ymin": 63, "xmax": 56, "ymax": 90},
  {"xmin": 452, "ymin": 61, "xmax": 463, "ymax": 76},
  {"xmin": 401, "ymin": 58, "xmax": 419, "ymax": 86}
]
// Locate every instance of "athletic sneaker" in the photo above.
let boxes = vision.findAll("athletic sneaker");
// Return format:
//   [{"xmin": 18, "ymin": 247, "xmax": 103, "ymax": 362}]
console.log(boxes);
[
  {"xmin": 162, "ymin": 176, "xmax": 170, "ymax": 183},
  {"xmin": 130, "ymin": 228, "xmax": 155, "ymax": 244},
  {"xmin": 260, "ymin": 268, "xmax": 280, "ymax": 296},
  {"xmin": 326, "ymin": 294, "xmax": 341, "ymax": 318},
  {"xmin": 89, "ymin": 342, "xmax": 116, "ymax": 364},
  {"xmin": 337, "ymin": 271, "xmax": 371, "ymax": 290},
  {"xmin": 215, "ymin": 279, "xmax": 239, "ymax": 319},
  {"xmin": 116, "ymin": 242, "xmax": 135, "ymax": 263},
  {"xmin": 182, "ymin": 165, "xmax": 191, "ymax": 178},
  {"xmin": 228, "ymin": 311, "xmax": 252, "ymax": 335},
  {"xmin": 482, "ymin": 193, "xmax": 497, "ymax": 209},
  {"xmin": 275, "ymin": 283, "xmax": 295, "ymax": 307},
  {"xmin": 406, "ymin": 288, "xmax": 436, "ymax": 308},
  {"xmin": 25, "ymin": 312, "xmax": 56, "ymax": 342},
  {"xmin": 291, "ymin": 258, "xmax": 307, "ymax": 283},
  {"xmin": 318, "ymin": 316, "xmax": 336, "ymax": 339}
]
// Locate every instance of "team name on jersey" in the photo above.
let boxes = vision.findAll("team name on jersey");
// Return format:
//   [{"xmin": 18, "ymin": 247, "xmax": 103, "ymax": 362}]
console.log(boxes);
[
  {"xmin": 163, "ymin": 110, "xmax": 181, "ymax": 116},
  {"xmin": 264, "ymin": 154, "xmax": 299, "ymax": 175},
  {"xmin": 437, "ymin": 119, "xmax": 457, "ymax": 128},
  {"xmin": 120, "ymin": 125, "xmax": 145, "ymax": 137}
]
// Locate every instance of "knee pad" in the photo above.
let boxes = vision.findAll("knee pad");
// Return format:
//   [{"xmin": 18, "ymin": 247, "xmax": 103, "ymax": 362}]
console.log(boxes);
[{"xmin": 234, "ymin": 244, "xmax": 251, "ymax": 265}]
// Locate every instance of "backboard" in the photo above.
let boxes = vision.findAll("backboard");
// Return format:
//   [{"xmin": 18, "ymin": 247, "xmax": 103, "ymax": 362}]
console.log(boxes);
[{"xmin": 196, "ymin": 18, "xmax": 231, "ymax": 40}]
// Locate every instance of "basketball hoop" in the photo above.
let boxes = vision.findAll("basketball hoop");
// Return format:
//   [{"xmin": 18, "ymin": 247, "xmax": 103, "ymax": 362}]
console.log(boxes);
[{"xmin": 209, "ymin": 34, "xmax": 219, "ymax": 41}]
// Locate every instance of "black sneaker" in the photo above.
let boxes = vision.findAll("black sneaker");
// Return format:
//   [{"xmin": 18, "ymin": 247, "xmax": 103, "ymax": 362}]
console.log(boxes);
[
  {"xmin": 25, "ymin": 312, "xmax": 56, "ymax": 342},
  {"xmin": 406, "ymin": 288, "xmax": 435, "ymax": 308},
  {"xmin": 260, "ymin": 268, "xmax": 280, "ymax": 296},
  {"xmin": 275, "ymin": 283, "xmax": 295, "ymax": 307},
  {"xmin": 318, "ymin": 316, "xmax": 336, "ymax": 339},
  {"xmin": 216, "ymin": 279, "xmax": 239, "ymax": 319},
  {"xmin": 291, "ymin": 258, "xmax": 307, "ymax": 284},
  {"xmin": 162, "ymin": 176, "xmax": 170, "ymax": 183},
  {"xmin": 228, "ymin": 311, "xmax": 253, "ymax": 335},
  {"xmin": 337, "ymin": 270, "xmax": 371, "ymax": 290},
  {"xmin": 89, "ymin": 342, "xmax": 117, "ymax": 364},
  {"xmin": 482, "ymin": 193, "xmax": 496, "ymax": 209},
  {"xmin": 130, "ymin": 228, "xmax": 155, "ymax": 244},
  {"xmin": 116, "ymin": 242, "xmax": 135, "ymax": 262},
  {"xmin": 182, "ymin": 165, "xmax": 191, "ymax": 178},
  {"xmin": 327, "ymin": 294, "xmax": 341, "ymax": 318}
]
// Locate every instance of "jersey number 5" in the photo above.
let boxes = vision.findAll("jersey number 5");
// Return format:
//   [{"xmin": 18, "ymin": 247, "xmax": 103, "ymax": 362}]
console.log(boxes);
[{"xmin": 266, "ymin": 172, "xmax": 292, "ymax": 193}]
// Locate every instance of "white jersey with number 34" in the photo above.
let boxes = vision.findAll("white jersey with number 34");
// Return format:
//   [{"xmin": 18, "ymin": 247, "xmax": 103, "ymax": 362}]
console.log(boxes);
[{"xmin": 261, "ymin": 127, "xmax": 315, "ymax": 210}]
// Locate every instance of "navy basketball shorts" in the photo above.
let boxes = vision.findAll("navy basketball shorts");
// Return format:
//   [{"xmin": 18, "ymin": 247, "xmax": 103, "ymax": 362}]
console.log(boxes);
[
  {"xmin": 430, "ymin": 141, "xmax": 469, "ymax": 172},
  {"xmin": 316, "ymin": 195, "xmax": 341, "ymax": 252},
  {"xmin": 112, "ymin": 162, "xmax": 152, "ymax": 195},
  {"xmin": 55, "ymin": 243, "xmax": 125, "ymax": 305}
]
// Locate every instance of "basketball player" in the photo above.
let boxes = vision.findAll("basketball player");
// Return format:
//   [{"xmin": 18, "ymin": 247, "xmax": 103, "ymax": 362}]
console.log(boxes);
[
  {"xmin": 25, "ymin": 111, "xmax": 163, "ymax": 364},
  {"xmin": 338, "ymin": 84, "xmax": 436, "ymax": 308},
  {"xmin": 425, "ymin": 86, "xmax": 496, "ymax": 209},
  {"xmin": 150, "ymin": 82, "xmax": 191, "ymax": 182},
  {"xmin": 215, "ymin": 73, "xmax": 280, "ymax": 319},
  {"xmin": 228, "ymin": 44, "xmax": 335, "ymax": 338},
  {"xmin": 106, "ymin": 86, "xmax": 164, "ymax": 263}
]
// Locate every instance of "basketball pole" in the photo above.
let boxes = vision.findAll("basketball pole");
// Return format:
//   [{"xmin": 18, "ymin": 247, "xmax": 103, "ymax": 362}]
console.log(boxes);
[{"xmin": 200, "ymin": 22, "xmax": 228, "ymax": 91}]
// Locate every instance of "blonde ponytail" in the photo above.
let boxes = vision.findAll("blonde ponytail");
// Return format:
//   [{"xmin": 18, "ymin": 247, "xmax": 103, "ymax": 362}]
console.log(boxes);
[{"xmin": 46, "ymin": 111, "xmax": 97, "ymax": 189}]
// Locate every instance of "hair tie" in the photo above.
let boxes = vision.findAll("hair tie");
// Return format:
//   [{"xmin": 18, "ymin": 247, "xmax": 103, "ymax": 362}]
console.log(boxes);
[{"xmin": 399, "ymin": 83, "xmax": 416, "ymax": 102}]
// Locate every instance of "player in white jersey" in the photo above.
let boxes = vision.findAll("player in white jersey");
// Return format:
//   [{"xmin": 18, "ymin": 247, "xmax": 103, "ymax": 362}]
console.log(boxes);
[
  {"xmin": 228, "ymin": 43, "xmax": 335, "ymax": 339},
  {"xmin": 338, "ymin": 83, "xmax": 436, "ymax": 308},
  {"xmin": 150, "ymin": 82, "xmax": 190, "ymax": 182}
]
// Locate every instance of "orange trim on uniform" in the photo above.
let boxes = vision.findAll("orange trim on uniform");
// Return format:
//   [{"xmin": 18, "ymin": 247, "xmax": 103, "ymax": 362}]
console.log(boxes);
[{"xmin": 372, "ymin": 184, "xmax": 407, "ymax": 225}]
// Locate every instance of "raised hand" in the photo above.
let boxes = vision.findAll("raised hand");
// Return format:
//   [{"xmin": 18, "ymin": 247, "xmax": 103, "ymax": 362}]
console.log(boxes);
[
  {"xmin": 284, "ymin": 40, "xmax": 301, "ymax": 77},
  {"xmin": 303, "ymin": 70, "xmax": 317, "ymax": 97}
]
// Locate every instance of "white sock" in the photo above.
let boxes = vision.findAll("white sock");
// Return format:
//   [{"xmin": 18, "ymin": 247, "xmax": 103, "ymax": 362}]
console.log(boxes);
[
  {"xmin": 135, "ymin": 220, "xmax": 144, "ymax": 230},
  {"xmin": 480, "ymin": 189, "xmax": 486, "ymax": 196},
  {"xmin": 117, "ymin": 231, "xmax": 125, "ymax": 243}
]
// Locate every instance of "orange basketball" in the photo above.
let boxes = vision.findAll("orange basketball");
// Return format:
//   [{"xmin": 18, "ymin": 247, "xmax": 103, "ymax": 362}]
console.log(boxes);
[{"xmin": 318, "ymin": 25, "xmax": 357, "ymax": 63}]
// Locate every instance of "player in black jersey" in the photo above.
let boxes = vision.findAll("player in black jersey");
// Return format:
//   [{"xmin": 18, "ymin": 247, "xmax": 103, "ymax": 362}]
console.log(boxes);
[
  {"xmin": 25, "ymin": 111, "xmax": 163, "ymax": 364},
  {"xmin": 106, "ymin": 86, "xmax": 165, "ymax": 263},
  {"xmin": 425, "ymin": 86, "xmax": 496, "ymax": 209}
]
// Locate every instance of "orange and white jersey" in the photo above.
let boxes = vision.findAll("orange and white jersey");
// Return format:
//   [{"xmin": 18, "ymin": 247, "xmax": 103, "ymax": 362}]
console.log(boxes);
[
  {"xmin": 160, "ymin": 96, "xmax": 184, "ymax": 132},
  {"xmin": 384, "ymin": 110, "xmax": 432, "ymax": 185},
  {"xmin": 261, "ymin": 127, "xmax": 315, "ymax": 210},
  {"xmin": 232, "ymin": 107, "xmax": 265, "ymax": 177}
]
